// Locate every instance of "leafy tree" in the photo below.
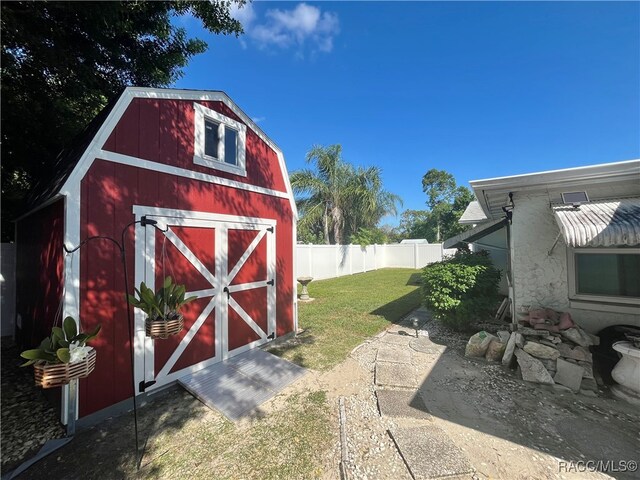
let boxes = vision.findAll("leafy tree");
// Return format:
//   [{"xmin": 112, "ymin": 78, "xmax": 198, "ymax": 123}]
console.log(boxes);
[
  {"xmin": 421, "ymin": 169, "xmax": 473, "ymax": 241},
  {"xmin": 297, "ymin": 222, "xmax": 324, "ymax": 245},
  {"xmin": 398, "ymin": 210, "xmax": 432, "ymax": 240},
  {"xmin": 422, "ymin": 169, "xmax": 457, "ymax": 209},
  {"xmin": 1, "ymin": 1, "xmax": 246, "ymax": 240},
  {"xmin": 396, "ymin": 171, "xmax": 473, "ymax": 243},
  {"xmin": 378, "ymin": 224, "xmax": 403, "ymax": 244},
  {"xmin": 349, "ymin": 226, "xmax": 389, "ymax": 247},
  {"xmin": 291, "ymin": 145, "xmax": 401, "ymax": 244}
]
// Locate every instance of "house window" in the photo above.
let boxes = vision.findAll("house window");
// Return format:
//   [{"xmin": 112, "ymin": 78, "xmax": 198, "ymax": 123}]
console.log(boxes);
[
  {"xmin": 569, "ymin": 248, "xmax": 640, "ymax": 305},
  {"xmin": 194, "ymin": 103, "xmax": 246, "ymax": 176}
]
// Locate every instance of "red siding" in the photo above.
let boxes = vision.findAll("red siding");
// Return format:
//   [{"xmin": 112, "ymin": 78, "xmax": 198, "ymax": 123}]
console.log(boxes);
[
  {"xmin": 77, "ymin": 98, "xmax": 294, "ymax": 417},
  {"xmin": 104, "ymin": 99, "xmax": 288, "ymax": 193},
  {"xmin": 15, "ymin": 200, "xmax": 65, "ymax": 350}
]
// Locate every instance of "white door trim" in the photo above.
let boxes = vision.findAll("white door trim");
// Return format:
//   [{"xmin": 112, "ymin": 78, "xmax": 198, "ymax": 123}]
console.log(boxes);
[
  {"xmin": 187, "ymin": 288, "xmax": 217, "ymax": 298},
  {"xmin": 132, "ymin": 206, "xmax": 276, "ymax": 227},
  {"xmin": 133, "ymin": 205, "xmax": 277, "ymax": 392},
  {"xmin": 156, "ymin": 296, "xmax": 217, "ymax": 379},
  {"xmin": 222, "ymin": 223, "xmax": 275, "ymax": 359},
  {"xmin": 163, "ymin": 228, "xmax": 217, "ymax": 287},
  {"xmin": 227, "ymin": 281, "xmax": 267, "ymax": 293},
  {"xmin": 228, "ymin": 297, "xmax": 267, "ymax": 341},
  {"xmin": 227, "ymin": 229, "xmax": 267, "ymax": 284}
]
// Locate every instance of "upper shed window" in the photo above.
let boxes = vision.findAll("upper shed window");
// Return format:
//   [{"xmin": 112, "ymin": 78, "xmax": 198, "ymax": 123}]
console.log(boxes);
[{"xmin": 194, "ymin": 103, "xmax": 246, "ymax": 176}]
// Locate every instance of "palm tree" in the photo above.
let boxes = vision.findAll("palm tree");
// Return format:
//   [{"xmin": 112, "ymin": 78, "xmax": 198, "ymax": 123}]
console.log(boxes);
[
  {"xmin": 291, "ymin": 144, "xmax": 402, "ymax": 244},
  {"xmin": 345, "ymin": 165, "xmax": 402, "ymax": 239}
]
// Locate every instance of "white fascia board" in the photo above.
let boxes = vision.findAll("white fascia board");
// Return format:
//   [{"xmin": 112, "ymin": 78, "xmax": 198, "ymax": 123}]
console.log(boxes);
[
  {"xmin": 470, "ymin": 159, "xmax": 640, "ymax": 191},
  {"xmin": 469, "ymin": 159, "xmax": 640, "ymax": 219}
]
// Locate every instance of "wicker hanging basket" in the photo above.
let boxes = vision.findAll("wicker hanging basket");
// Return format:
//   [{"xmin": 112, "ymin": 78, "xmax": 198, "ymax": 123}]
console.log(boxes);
[
  {"xmin": 33, "ymin": 348, "xmax": 97, "ymax": 389},
  {"xmin": 145, "ymin": 315, "xmax": 184, "ymax": 339}
]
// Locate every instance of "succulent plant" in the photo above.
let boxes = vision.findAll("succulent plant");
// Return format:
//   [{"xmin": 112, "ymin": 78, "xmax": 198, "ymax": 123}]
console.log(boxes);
[
  {"xmin": 128, "ymin": 276, "xmax": 197, "ymax": 321},
  {"xmin": 20, "ymin": 316, "xmax": 101, "ymax": 366}
]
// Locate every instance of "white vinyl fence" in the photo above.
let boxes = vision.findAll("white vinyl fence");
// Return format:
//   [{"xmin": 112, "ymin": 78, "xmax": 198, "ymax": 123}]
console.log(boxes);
[{"xmin": 296, "ymin": 243, "xmax": 457, "ymax": 281}]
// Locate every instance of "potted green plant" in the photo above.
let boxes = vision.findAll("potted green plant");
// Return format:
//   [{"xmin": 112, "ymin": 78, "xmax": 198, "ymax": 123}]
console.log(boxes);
[
  {"xmin": 128, "ymin": 276, "xmax": 197, "ymax": 339},
  {"xmin": 20, "ymin": 316, "xmax": 101, "ymax": 389}
]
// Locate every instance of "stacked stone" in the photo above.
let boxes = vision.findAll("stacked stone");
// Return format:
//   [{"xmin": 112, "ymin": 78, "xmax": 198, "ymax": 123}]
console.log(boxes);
[
  {"xmin": 506, "ymin": 325, "xmax": 599, "ymax": 393},
  {"xmin": 465, "ymin": 313, "xmax": 600, "ymax": 395}
]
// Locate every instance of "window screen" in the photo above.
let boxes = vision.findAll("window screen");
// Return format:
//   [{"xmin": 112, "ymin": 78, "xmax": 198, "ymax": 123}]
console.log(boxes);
[
  {"xmin": 204, "ymin": 119, "xmax": 219, "ymax": 158},
  {"xmin": 224, "ymin": 127, "xmax": 237, "ymax": 165},
  {"xmin": 576, "ymin": 252, "xmax": 640, "ymax": 298}
]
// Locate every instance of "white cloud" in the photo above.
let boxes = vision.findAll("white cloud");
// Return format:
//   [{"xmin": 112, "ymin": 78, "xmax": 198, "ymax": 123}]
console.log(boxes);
[
  {"xmin": 230, "ymin": 2, "xmax": 256, "ymax": 29},
  {"xmin": 236, "ymin": 3, "xmax": 339, "ymax": 55}
]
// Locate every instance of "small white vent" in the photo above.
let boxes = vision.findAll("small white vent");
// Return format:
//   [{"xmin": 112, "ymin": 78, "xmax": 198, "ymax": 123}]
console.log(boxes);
[{"xmin": 561, "ymin": 191, "xmax": 589, "ymax": 205}]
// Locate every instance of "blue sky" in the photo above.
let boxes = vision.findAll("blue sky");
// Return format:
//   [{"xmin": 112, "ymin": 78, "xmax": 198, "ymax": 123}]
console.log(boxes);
[{"xmin": 175, "ymin": 1, "xmax": 639, "ymax": 226}]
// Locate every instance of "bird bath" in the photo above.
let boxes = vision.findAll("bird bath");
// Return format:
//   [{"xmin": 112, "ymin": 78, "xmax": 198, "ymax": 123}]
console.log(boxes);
[
  {"xmin": 611, "ymin": 341, "xmax": 640, "ymax": 404},
  {"xmin": 297, "ymin": 276, "xmax": 313, "ymax": 302}
]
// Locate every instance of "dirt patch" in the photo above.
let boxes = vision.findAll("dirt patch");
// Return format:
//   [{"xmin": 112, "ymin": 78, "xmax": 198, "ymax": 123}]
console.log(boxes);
[
  {"xmin": 1, "ymin": 338, "xmax": 65, "ymax": 474},
  {"xmin": 15, "ymin": 384, "xmax": 334, "ymax": 479}
]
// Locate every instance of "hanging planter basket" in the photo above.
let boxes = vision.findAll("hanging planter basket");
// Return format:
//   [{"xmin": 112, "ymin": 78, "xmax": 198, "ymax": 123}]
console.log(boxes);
[
  {"xmin": 145, "ymin": 315, "xmax": 184, "ymax": 339},
  {"xmin": 33, "ymin": 348, "xmax": 97, "ymax": 389}
]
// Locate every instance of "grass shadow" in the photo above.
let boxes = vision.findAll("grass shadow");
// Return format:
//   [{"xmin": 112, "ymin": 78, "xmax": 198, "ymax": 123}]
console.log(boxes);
[
  {"xmin": 370, "ymin": 289, "xmax": 422, "ymax": 324},
  {"xmin": 267, "ymin": 331, "xmax": 317, "ymax": 369}
]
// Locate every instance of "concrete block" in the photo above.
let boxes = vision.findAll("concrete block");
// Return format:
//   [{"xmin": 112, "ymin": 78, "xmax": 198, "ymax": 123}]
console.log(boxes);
[{"xmin": 553, "ymin": 358, "xmax": 584, "ymax": 393}]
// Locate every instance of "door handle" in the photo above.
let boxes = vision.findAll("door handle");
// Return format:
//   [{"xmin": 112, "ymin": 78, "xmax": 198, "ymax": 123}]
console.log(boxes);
[{"xmin": 223, "ymin": 286, "xmax": 230, "ymax": 300}]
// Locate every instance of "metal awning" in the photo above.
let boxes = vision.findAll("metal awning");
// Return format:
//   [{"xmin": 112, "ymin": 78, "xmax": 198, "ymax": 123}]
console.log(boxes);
[
  {"xmin": 443, "ymin": 218, "xmax": 507, "ymax": 249},
  {"xmin": 552, "ymin": 198, "xmax": 640, "ymax": 247}
]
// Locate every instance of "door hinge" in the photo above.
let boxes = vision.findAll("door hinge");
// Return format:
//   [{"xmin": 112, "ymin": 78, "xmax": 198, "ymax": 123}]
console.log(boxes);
[
  {"xmin": 223, "ymin": 286, "xmax": 230, "ymax": 299},
  {"xmin": 139, "ymin": 380, "xmax": 156, "ymax": 393},
  {"xmin": 267, "ymin": 279, "xmax": 274, "ymax": 286},
  {"xmin": 267, "ymin": 332, "xmax": 275, "ymax": 340},
  {"xmin": 266, "ymin": 226, "xmax": 274, "ymax": 233}
]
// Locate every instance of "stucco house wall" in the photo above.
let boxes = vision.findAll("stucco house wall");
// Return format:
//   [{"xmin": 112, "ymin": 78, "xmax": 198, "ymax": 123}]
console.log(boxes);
[{"xmin": 511, "ymin": 193, "xmax": 640, "ymax": 334}]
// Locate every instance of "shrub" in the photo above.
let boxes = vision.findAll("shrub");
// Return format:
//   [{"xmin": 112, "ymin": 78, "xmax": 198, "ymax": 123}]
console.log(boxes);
[{"xmin": 421, "ymin": 251, "xmax": 501, "ymax": 331}]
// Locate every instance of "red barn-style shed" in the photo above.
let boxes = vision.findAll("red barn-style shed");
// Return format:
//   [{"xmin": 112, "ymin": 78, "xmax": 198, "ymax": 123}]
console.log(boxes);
[{"xmin": 16, "ymin": 87, "xmax": 298, "ymax": 423}]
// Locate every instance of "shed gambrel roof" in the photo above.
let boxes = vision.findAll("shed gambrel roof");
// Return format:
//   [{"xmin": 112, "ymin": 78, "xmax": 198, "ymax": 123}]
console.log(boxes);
[{"xmin": 23, "ymin": 87, "xmax": 297, "ymax": 218}]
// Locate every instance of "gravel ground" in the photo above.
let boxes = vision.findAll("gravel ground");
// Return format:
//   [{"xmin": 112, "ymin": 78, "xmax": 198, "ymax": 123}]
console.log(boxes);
[
  {"xmin": 1, "ymin": 338, "xmax": 65, "ymax": 474},
  {"xmin": 332, "ymin": 310, "xmax": 640, "ymax": 480},
  {"xmin": 340, "ymin": 345, "xmax": 412, "ymax": 480}
]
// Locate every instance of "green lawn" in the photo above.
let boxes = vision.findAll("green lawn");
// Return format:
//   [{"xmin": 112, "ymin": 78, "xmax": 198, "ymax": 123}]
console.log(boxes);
[{"xmin": 271, "ymin": 268, "xmax": 422, "ymax": 371}]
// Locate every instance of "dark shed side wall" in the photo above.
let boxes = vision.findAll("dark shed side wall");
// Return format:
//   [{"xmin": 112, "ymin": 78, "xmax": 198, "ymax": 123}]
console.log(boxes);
[{"xmin": 15, "ymin": 199, "xmax": 65, "ymax": 349}]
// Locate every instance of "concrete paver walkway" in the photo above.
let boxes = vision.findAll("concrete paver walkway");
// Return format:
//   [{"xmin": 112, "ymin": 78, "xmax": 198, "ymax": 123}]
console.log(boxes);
[
  {"xmin": 376, "ymin": 345, "xmax": 412, "ymax": 364},
  {"xmin": 376, "ymin": 390, "xmax": 431, "ymax": 420},
  {"xmin": 390, "ymin": 426, "xmax": 474, "ymax": 480},
  {"xmin": 375, "ymin": 362, "xmax": 418, "ymax": 388},
  {"xmin": 372, "ymin": 309, "xmax": 475, "ymax": 479}
]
